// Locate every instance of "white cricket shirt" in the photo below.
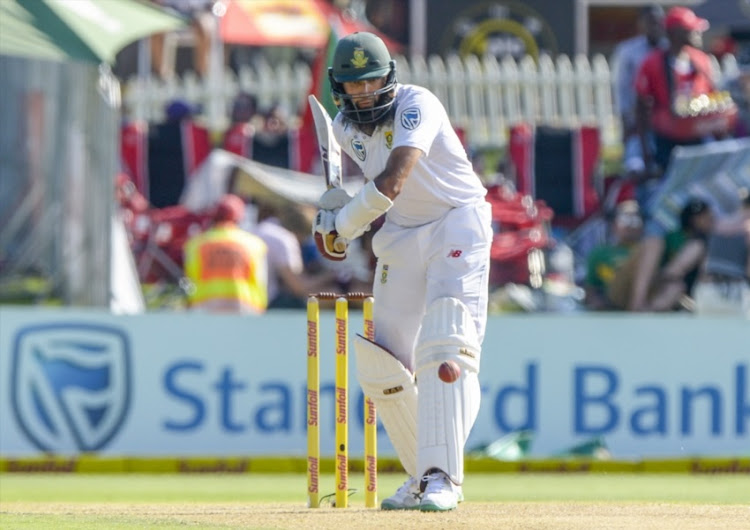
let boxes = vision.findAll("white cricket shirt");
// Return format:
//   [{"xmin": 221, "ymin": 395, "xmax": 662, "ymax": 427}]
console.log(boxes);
[{"xmin": 332, "ymin": 84, "xmax": 487, "ymax": 228}]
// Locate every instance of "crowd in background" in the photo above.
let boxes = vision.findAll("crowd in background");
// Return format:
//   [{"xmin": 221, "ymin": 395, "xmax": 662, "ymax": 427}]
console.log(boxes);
[
  {"xmin": 580, "ymin": 5, "xmax": 750, "ymax": 315},
  {"xmin": 116, "ymin": 4, "xmax": 750, "ymax": 317}
]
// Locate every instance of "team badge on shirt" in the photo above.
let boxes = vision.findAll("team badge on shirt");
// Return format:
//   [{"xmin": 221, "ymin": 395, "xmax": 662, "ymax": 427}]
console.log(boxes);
[
  {"xmin": 380, "ymin": 264, "xmax": 389, "ymax": 284},
  {"xmin": 351, "ymin": 139, "xmax": 366, "ymax": 161},
  {"xmin": 385, "ymin": 131, "xmax": 393, "ymax": 149},
  {"xmin": 400, "ymin": 107, "xmax": 421, "ymax": 130}
]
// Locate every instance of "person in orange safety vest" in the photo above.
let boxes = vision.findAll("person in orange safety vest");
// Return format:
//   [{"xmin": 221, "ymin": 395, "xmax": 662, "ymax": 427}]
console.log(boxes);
[{"xmin": 183, "ymin": 194, "xmax": 268, "ymax": 313}]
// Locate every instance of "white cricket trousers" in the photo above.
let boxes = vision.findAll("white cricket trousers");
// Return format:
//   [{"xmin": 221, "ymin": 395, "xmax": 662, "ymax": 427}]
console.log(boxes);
[{"xmin": 370, "ymin": 200, "xmax": 493, "ymax": 371}]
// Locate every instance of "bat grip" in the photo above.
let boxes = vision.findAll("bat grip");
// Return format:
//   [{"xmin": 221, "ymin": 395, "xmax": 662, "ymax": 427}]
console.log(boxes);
[{"xmin": 333, "ymin": 236, "xmax": 347, "ymax": 253}]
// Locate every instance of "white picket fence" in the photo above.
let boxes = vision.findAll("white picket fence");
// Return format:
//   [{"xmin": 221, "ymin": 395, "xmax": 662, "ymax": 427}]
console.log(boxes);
[{"xmin": 122, "ymin": 52, "xmax": 741, "ymax": 149}]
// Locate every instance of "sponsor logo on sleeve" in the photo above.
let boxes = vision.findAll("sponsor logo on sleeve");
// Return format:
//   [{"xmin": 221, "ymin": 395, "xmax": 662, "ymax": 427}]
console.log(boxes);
[{"xmin": 400, "ymin": 107, "xmax": 421, "ymax": 130}]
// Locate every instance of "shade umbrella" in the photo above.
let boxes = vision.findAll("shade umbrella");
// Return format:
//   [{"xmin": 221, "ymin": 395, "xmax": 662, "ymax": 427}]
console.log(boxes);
[{"xmin": 0, "ymin": 0, "xmax": 186, "ymax": 65}]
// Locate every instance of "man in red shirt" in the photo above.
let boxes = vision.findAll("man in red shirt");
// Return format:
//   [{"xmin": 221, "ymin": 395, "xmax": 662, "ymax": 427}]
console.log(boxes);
[
  {"xmin": 634, "ymin": 6, "xmax": 715, "ymax": 176},
  {"xmin": 628, "ymin": 6, "xmax": 719, "ymax": 312}
]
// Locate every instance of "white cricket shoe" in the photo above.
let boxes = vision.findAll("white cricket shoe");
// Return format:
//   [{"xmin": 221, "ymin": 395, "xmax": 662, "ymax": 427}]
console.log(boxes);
[
  {"xmin": 420, "ymin": 470, "xmax": 460, "ymax": 511},
  {"xmin": 380, "ymin": 476, "xmax": 421, "ymax": 510}
]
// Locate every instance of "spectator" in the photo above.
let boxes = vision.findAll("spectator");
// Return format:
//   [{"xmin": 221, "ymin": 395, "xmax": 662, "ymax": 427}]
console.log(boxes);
[
  {"xmin": 252, "ymin": 198, "xmax": 337, "ymax": 309},
  {"xmin": 629, "ymin": 6, "xmax": 733, "ymax": 311},
  {"xmin": 584, "ymin": 200, "xmax": 643, "ymax": 310},
  {"xmin": 635, "ymin": 6, "xmax": 725, "ymax": 179},
  {"xmin": 608, "ymin": 197, "xmax": 714, "ymax": 312},
  {"xmin": 150, "ymin": 0, "xmax": 214, "ymax": 79},
  {"xmin": 183, "ymin": 194, "xmax": 268, "ymax": 313},
  {"xmin": 147, "ymin": 99, "xmax": 212, "ymax": 208},
  {"xmin": 611, "ymin": 5, "xmax": 666, "ymax": 185},
  {"xmin": 222, "ymin": 92, "xmax": 261, "ymax": 158},
  {"xmin": 252, "ymin": 104, "xmax": 299, "ymax": 170},
  {"xmin": 693, "ymin": 187, "xmax": 750, "ymax": 317}
]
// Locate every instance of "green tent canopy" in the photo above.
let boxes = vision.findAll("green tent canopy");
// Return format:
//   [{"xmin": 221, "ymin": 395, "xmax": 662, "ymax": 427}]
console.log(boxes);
[{"xmin": 0, "ymin": 0, "xmax": 186, "ymax": 65}]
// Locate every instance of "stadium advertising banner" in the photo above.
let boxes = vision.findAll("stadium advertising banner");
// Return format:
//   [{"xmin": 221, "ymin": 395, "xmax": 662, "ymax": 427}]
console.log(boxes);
[
  {"xmin": 425, "ymin": 0, "xmax": 572, "ymax": 59},
  {"xmin": 0, "ymin": 307, "xmax": 747, "ymax": 459}
]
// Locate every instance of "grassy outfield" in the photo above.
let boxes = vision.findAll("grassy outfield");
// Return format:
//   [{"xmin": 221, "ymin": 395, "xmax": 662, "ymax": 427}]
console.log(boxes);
[
  {"xmin": 1, "ymin": 473, "xmax": 749, "ymax": 529},
  {"xmin": 2, "ymin": 473, "xmax": 750, "ymax": 503}
]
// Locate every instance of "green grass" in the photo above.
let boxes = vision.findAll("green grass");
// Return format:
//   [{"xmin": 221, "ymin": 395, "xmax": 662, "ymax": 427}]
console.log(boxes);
[
  {"xmin": 1, "ymin": 473, "xmax": 749, "ymax": 504},
  {"xmin": 2, "ymin": 473, "xmax": 749, "ymax": 529}
]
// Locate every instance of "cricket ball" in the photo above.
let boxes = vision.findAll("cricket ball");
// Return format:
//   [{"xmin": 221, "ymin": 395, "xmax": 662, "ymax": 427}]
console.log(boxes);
[{"xmin": 438, "ymin": 361, "xmax": 461, "ymax": 383}]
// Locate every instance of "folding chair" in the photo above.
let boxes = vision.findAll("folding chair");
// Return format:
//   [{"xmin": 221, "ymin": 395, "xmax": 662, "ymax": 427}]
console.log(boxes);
[
  {"xmin": 508, "ymin": 122, "xmax": 602, "ymax": 231},
  {"xmin": 486, "ymin": 182, "xmax": 554, "ymax": 287}
]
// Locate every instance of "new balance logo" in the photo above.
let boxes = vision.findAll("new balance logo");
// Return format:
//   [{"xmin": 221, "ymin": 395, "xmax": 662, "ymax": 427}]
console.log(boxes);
[{"xmin": 447, "ymin": 250, "xmax": 462, "ymax": 258}]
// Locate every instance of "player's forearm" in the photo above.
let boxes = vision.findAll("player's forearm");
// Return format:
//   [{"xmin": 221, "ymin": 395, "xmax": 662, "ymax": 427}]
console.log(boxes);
[
  {"xmin": 334, "ymin": 147, "xmax": 420, "ymax": 240},
  {"xmin": 373, "ymin": 146, "xmax": 422, "ymax": 200}
]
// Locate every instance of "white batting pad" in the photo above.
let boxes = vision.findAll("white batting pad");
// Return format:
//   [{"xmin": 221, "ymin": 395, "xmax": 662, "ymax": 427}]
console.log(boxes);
[
  {"xmin": 415, "ymin": 297, "xmax": 482, "ymax": 484},
  {"xmin": 415, "ymin": 297, "xmax": 481, "ymax": 373},
  {"xmin": 353, "ymin": 334, "xmax": 418, "ymax": 477}
]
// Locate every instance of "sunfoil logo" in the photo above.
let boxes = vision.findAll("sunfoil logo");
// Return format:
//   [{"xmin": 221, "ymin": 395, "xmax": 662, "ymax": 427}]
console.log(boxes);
[{"xmin": 11, "ymin": 323, "xmax": 131, "ymax": 452}]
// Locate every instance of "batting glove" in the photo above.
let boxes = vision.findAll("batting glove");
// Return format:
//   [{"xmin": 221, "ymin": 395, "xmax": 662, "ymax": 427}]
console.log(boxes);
[{"xmin": 313, "ymin": 209, "xmax": 348, "ymax": 261}]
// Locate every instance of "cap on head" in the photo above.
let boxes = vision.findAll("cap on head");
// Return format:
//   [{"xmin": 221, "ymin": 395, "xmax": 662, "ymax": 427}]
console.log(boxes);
[
  {"xmin": 214, "ymin": 194, "xmax": 245, "ymax": 223},
  {"xmin": 664, "ymin": 6, "xmax": 709, "ymax": 32},
  {"xmin": 165, "ymin": 99, "xmax": 196, "ymax": 122},
  {"xmin": 330, "ymin": 32, "xmax": 392, "ymax": 82}
]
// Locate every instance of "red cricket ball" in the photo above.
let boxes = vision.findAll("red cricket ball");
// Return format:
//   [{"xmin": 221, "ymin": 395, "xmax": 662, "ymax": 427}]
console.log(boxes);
[{"xmin": 438, "ymin": 361, "xmax": 461, "ymax": 383}]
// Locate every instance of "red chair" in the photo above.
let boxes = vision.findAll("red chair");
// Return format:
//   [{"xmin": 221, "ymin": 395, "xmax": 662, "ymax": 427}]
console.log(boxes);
[
  {"xmin": 120, "ymin": 120, "xmax": 149, "ymax": 198},
  {"xmin": 508, "ymin": 123, "xmax": 602, "ymax": 231},
  {"xmin": 486, "ymin": 183, "xmax": 554, "ymax": 287},
  {"xmin": 133, "ymin": 205, "xmax": 213, "ymax": 283},
  {"xmin": 120, "ymin": 119, "xmax": 212, "ymax": 208}
]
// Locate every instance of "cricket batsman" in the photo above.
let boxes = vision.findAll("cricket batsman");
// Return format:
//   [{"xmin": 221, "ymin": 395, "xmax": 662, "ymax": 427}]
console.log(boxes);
[{"xmin": 312, "ymin": 32, "xmax": 492, "ymax": 511}]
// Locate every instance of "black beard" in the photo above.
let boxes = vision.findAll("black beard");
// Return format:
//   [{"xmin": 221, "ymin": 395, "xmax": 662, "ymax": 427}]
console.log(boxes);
[{"xmin": 341, "ymin": 97, "xmax": 396, "ymax": 131}]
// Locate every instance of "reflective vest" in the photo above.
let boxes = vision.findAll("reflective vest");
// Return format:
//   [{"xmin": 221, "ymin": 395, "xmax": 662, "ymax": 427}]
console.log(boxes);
[{"xmin": 183, "ymin": 225, "xmax": 268, "ymax": 313}]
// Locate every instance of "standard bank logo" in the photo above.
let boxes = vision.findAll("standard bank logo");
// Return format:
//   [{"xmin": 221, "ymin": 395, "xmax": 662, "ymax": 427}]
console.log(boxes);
[
  {"xmin": 351, "ymin": 138, "xmax": 366, "ymax": 161},
  {"xmin": 400, "ymin": 107, "xmax": 421, "ymax": 130},
  {"xmin": 11, "ymin": 324, "xmax": 131, "ymax": 452}
]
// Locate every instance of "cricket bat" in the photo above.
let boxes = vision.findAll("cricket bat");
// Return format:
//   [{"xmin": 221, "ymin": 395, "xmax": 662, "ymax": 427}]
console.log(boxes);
[
  {"xmin": 308, "ymin": 95, "xmax": 347, "ymax": 254},
  {"xmin": 308, "ymin": 94, "xmax": 343, "ymax": 190}
]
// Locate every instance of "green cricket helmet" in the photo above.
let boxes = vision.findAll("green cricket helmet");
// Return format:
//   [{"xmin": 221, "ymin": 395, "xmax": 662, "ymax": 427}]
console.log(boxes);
[{"xmin": 328, "ymin": 32, "xmax": 397, "ymax": 124}]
